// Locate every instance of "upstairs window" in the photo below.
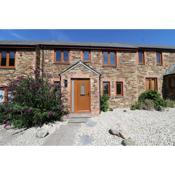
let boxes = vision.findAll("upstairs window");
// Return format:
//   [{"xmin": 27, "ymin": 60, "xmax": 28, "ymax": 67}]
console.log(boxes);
[
  {"xmin": 9, "ymin": 52, "xmax": 15, "ymax": 66},
  {"xmin": 55, "ymin": 50, "xmax": 69, "ymax": 64},
  {"xmin": 82, "ymin": 51, "xmax": 90, "ymax": 62},
  {"xmin": 56, "ymin": 50, "xmax": 61, "ymax": 62},
  {"xmin": 103, "ymin": 51, "xmax": 116, "ymax": 66},
  {"xmin": 63, "ymin": 51, "xmax": 69, "ymax": 62},
  {"xmin": 0, "ymin": 51, "xmax": 15, "ymax": 68},
  {"xmin": 138, "ymin": 51, "xmax": 145, "ymax": 65},
  {"xmin": 103, "ymin": 81, "xmax": 110, "ymax": 96},
  {"xmin": 116, "ymin": 82, "xmax": 123, "ymax": 96},
  {"xmin": 156, "ymin": 52, "xmax": 162, "ymax": 65}
]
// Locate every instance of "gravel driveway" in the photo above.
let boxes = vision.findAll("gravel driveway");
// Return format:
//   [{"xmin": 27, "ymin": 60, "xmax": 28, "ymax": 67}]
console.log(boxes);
[
  {"xmin": 74, "ymin": 108, "xmax": 175, "ymax": 146},
  {"xmin": 0, "ymin": 108, "xmax": 175, "ymax": 146}
]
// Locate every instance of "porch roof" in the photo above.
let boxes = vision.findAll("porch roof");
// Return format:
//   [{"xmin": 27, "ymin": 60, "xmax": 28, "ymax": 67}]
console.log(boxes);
[{"xmin": 59, "ymin": 61, "xmax": 101, "ymax": 76}]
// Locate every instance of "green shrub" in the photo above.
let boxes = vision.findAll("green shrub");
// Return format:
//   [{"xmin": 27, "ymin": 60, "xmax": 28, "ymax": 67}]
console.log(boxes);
[
  {"xmin": 100, "ymin": 95, "xmax": 109, "ymax": 112},
  {"xmin": 0, "ymin": 76, "xmax": 68, "ymax": 128},
  {"xmin": 165, "ymin": 99, "xmax": 175, "ymax": 108},
  {"xmin": 131, "ymin": 90, "xmax": 169, "ymax": 111},
  {"xmin": 138, "ymin": 90, "xmax": 166, "ymax": 108},
  {"xmin": 141, "ymin": 99, "xmax": 155, "ymax": 110}
]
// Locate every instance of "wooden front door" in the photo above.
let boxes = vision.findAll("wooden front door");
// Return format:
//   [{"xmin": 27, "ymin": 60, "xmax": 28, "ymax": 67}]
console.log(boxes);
[{"xmin": 73, "ymin": 79, "xmax": 90, "ymax": 112}]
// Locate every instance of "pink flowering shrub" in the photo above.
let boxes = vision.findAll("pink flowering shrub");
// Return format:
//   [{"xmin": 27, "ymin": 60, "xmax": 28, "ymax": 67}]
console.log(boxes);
[{"xmin": 0, "ymin": 76, "xmax": 68, "ymax": 128}]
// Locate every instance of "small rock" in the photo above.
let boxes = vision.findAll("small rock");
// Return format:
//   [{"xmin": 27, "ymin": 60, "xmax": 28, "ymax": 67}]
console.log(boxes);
[
  {"xmin": 121, "ymin": 138, "xmax": 135, "ymax": 146},
  {"xmin": 109, "ymin": 123, "xmax": 128, "ymax": 139},
  {"xmin": 123, "ymin": 109, "xmax": 127, "ymax": 112},
  {"xmin": 36, "ymin": 128, "xmax": 49, "ymax": 138},
  {"xmin": 109, "ymin": 129, "xmax": 125, "ymax": 139},
  {"xmin": 166, "ymin": 108, "xmax": 169, "ymax": 112},
  {"xmin": 109, "ymin": 108, "xmax": 113, "ymax": 111},
  {"xmin": 157, "ymin": 106, "xmax": 165, "ymax": 112}
]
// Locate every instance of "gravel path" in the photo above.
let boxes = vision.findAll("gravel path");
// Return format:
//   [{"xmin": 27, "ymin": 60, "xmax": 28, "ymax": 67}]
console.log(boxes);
[
  {"xmin": 74, "ymin": 108, "xmax": 175, "ymax": 146},
  {"xmin": 0, "ymin": 108, "xmax": 175, "ymax": 145},
  {"xmin": 0, "ymin": 122, "xmax": 63, "ymax": 145}
]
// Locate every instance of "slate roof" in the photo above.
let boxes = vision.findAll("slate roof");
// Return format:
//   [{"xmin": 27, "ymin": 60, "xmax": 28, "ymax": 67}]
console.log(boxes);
[{"xmin": 0, "ymin": 40, "xmax": 175, "ymax": 50}]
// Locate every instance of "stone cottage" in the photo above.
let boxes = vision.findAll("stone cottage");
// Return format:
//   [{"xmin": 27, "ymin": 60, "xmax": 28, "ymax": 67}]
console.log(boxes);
[{"xmin": 0, "ymin": 41, "xmax": 175, "ymax": 115}]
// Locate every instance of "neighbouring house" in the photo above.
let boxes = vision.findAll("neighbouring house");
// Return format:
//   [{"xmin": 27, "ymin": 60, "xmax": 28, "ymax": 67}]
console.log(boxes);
[{"xmin": 0, "ymin": 41, "xmax": 175, "ymax": 115}]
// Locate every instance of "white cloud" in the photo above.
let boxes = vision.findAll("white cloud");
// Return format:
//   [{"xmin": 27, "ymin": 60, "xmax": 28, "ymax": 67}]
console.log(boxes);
[{"xmin": 9, "ymin": 31, "xmax": 26, "ymax": 40}]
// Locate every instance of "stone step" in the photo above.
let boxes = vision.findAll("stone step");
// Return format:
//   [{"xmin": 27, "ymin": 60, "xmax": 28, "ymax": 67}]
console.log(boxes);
[{"xmin": 68, "ymin": 117, "xmax": 90, "ymax": 123}]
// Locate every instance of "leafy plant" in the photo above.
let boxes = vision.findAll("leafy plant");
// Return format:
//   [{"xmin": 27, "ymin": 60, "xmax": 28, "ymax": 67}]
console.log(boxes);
[
  {"xmin": 0, "ymin": 76, "xmax": 68, "ymax": 128},
  {"xmin": 138, "ymin": 90, "xmax": 166, "ymax": 108},
  {"xmin": 131, "ymin": 90, "xmax": 169, "ymax": 111},
  {"xmin": 100, "ymin": 95, "xmax": 109, "ymax": 112},
  {"xmin": 164, "ymin": 99, "xmax": 175, "ymax": 108}
]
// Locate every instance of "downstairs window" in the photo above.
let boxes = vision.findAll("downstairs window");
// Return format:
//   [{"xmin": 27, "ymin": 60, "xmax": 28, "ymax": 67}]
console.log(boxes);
[{"xmin": 103, "ymin": 81, "xmax": 110, "ymax": 96}]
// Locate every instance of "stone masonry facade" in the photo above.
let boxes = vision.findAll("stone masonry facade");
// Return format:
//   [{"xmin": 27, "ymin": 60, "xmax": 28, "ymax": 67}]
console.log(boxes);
[{"xmin": 1, "ymin": 42, "xmax": 175, "ymax": 115}]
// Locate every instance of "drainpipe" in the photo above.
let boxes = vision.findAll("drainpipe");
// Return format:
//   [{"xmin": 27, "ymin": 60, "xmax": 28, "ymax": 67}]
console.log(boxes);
[
  {"xmin": 35, "ymin": 44, "xmax": 45, "ymax": 80},
  {"xmin": 40, "ymin": 45, "xmax": 44, "ymax": 80},
  {"xmin": 35, "ymin": 44, "xmax": 41, "ymax": 79}
]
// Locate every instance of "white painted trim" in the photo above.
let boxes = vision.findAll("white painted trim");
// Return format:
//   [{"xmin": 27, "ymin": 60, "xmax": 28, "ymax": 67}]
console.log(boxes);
[
  {"xmin": 71, "ymin": 80, "xmax": 74, "ymax": 112},
  {"xmin": 60, "ymin": 61, "xmax": 100, "ymax": 76}
]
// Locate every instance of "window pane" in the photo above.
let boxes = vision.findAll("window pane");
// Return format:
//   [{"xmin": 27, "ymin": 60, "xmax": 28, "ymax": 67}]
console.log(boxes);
[
  {"xmin": 56, "ymin": 50, "xmax": 61, "ymax": 62},
  {"xmin": 9, "ymin": 51, "xmax": 15, "ymax": 66},
  {"xmin": 103, "ymin": 82, "xmax": 110, "ymax": 95},
  {"xmin": 138, "ymin": 51, "xmax": 143, "ymax": 64},
  {"xmin": 0, "ymin": 89, "xmax": 4, "ymax": 103},
  {"xmin": 146, "ymin": 78, "xmax": 157, "ymax": 91},
  {"xmin": 1, "ymin": 51, "xmax": 7, "ymax": 66},
  {"xmin": 103, "ymin": 52, "xmax": 108, "ymax": 64},
  {"xmin": 80, "ymin": 83, "xmax": 85, "ymax": 96},
  {"xmin": 116, "ymin": 82, "xmax": 122, "ymax": 95},
  {"xmin": 110, "ymin": 52, "xmax": 115, "ymax": 65},
  {"xmin": 156, "ymin": 52, "xmax": 161, "ymax": 64},
  {"xmin": 84, "ymin": 51, "xmax": 89, "ymax": 61},
  {"xmin": 63, "ymin": 51, "xmax": 69, "ymax": 61}
]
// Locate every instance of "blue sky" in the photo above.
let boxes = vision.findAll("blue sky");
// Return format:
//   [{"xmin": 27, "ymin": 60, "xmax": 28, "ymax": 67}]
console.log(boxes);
[{"xmin": 0, "ymin": 30, "xmax": 175, "ymax": 46}]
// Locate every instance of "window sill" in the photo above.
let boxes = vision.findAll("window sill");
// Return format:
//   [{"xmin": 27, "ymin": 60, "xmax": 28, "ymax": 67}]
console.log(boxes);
[
  {"xmin": 116, "ymin": 95, "xmax": 124, "ymax": 98},
  {"xmin": 138, "ymin": 64, "xmax": 145, "ymax": 65},
  {"xmin": 0, "ymin": 66, "xmax": 16, "ymax": 69},
  {"xmin": 103, "ymin": 65, "xmax": 116, "ymax": 68},
  {"xmin": 53, "ymin": 62, "xmax": 70, "ymax": 65}
]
